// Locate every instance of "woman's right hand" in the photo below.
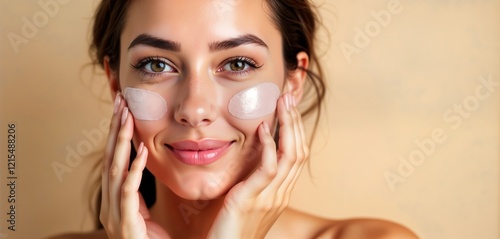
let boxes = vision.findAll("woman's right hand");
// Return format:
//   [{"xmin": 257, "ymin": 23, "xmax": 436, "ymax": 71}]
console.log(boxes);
[{"xmin": 100, "ymin": 93, "xmax": 170, "ymax": 239}]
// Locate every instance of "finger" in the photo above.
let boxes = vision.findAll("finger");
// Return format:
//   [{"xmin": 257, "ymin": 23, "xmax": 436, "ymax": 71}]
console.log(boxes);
[
  {"xmin": 121, "ymin": 142, "xmax": 147, "ymax": 227},
  {"xmin": 285, "ymin": 126, "xmax": 308, "ymax": 199},
  {"xmin": 296, "ymin": 100, "xmax": 309, "ymax": 160},
  {"xmin": 276, "ymin": 94, "xmax": 297, "ymax": 162},
  {"xmin": 265, "ymin": 94, "xmax": 298, "ymax": 191},
  {"xmin": 101, "ymin": 93, "xmax": 124, "ymax": 222},
  {"xmin": 109, "ymin": 107, "xmax": 134, "ymax": 220},
  {"xmin": 291, "ymin": 96, "xmax": 306, "ymax": 161},
  {"xmin": 234, "ymin": 121, "xmax": 278, "ymax": 198},
  {"xmin": 279, "ymin": 97, "xmax": 309, "ymax": 201},
  {"xmin": 286, "ymin": 95, "xmax": 306, "ymax": 172},
  {"xmin": 103, "ymin": 93, "xmax": 125, "ymax": 173},
  {"xmin": 138, "ymin": 191, "xmax": 151, "ymax": 220}
]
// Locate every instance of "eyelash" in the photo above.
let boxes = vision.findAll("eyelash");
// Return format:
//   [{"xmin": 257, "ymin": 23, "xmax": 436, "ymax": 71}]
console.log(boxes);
[
  {"xmin": 130, "ymin": 56, "xmax": 262, "ymax": 80},
  {"xmin": 218, "ymin": 56, "xmax": 262, "ymax": 76},
  {"xmin": 130, "ymin": 56, "xmax": 175, "ymax": 80}
]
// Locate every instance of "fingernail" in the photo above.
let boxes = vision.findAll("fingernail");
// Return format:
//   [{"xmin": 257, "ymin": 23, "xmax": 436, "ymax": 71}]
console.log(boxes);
[
  {"xmin": 121, "ymin": 107, "xmax": 128, "ymax": 125},
  {"xmin": 263, "ymin": 121, "xmax": 270, "ymax": 134},
  {"xmin": 113, "ymin": 92, "xmax": 121, "ymax": 114},
  {"xmin": 137, "ymin": 142, "xmax": 144, "ymax": 155},
  {"xmin": 284, "ymin": 94, "xmax": 290, "ymax": 111}
]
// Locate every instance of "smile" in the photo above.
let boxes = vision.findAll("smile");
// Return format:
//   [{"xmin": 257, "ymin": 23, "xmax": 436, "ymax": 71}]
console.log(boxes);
[{"xmin": 165, "ymin": 140, "xmax": 234, "ymax": 165}]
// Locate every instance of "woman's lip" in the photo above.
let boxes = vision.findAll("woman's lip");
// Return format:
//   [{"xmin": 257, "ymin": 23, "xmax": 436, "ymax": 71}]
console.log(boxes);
[
  {"xmin": 167, "ymin": 140, "xmax": 231, "ymax": 151},
  {"xmin": 165, "ymin": 140, "xmax": 234, "ymax": 165}
]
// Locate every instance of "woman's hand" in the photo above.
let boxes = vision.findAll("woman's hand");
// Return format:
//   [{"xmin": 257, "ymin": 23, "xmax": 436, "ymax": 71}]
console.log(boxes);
[
  {"xmin": 100, "ymin": 93, "xmax": 170, "ymax": 239},
  {"xmin": 208, "ymin": 93, "xmax": 309, "ymax": 239},
  {"xmin": 100, "ymin": 92, "xmax": 307, "ymax": 239}
]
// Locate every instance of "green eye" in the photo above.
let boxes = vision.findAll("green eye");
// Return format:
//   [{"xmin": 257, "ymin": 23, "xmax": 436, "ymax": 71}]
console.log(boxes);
[
  {"xmin": 145, "ymin": 60, "xmax": 173, "ymax": 73},
  {"xmin": 222, "ymin": 57, "xmax": 259, "ymax": 73},
  {"xmin": 227, "ymin": 60, "xmax": 246, "ymax": 71}
]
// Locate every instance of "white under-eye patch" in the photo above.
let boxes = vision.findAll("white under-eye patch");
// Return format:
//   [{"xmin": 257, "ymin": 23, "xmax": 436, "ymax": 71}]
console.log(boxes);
[
  {"xmin": 123, "ymin": 87, "xmax": 168, "ymax": 120},
  {"xmin": 228, "ymin": 82, "xmax": 281, "ymax": 120}
]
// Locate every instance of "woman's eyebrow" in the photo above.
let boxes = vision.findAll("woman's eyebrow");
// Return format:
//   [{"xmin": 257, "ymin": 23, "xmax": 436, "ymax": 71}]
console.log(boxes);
[
  {"xmin": 128, "ymin": 34, "xmax": 181, "ymax": 51},
  {"xmin": 208, "ymin": 34, "xmax": 268, "ymax": 52},
  {"xmin": 128, "ymin": 33, "xmax": 268, "ymax": 52}
]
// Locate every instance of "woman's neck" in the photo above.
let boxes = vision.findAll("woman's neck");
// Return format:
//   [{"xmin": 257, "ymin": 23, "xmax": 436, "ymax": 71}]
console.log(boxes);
[{"xmin": 149, "ymin": 180, "xmax": 225, "ymax": 239}]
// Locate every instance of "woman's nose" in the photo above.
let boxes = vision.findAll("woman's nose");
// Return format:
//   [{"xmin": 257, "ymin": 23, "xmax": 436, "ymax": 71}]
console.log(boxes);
[{"xmin": 174, "ymin": 77, "xmax": 217, "ymax": 127}]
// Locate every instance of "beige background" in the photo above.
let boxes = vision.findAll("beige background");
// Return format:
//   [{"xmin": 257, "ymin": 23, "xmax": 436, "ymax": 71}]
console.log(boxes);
[{"xmin": 0, "ymin": 0, "xmax": 499, "ymax": 238}]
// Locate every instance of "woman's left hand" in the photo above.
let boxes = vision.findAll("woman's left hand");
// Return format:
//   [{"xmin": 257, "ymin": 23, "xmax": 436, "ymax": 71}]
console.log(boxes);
[{"xmin": 208, "ymin": 93, "xmax": 309, "ymax": 239}]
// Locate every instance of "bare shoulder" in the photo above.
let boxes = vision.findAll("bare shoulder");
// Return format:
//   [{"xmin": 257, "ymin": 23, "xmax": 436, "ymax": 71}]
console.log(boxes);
[
  {"xmin": 45, "ymin": 229, "xmax": 107, "ymax": 239},
  {"xmin": 324, "ymin": 218, "xmax": 419, "ymax": 239},
  {"xmin": 272, "ymin": 208, "xmax": 419, "ymax": 239}
]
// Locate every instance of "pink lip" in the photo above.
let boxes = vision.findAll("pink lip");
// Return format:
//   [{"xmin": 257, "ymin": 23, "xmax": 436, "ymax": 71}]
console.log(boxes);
[{"xmin": 166, "ymin": 140, "xmax": 233, "ymax": 165}]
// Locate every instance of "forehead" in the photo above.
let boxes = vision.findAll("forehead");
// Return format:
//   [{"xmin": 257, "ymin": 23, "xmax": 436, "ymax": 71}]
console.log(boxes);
[{"xmin": 121, "ymin": 0, "xmax": 281, "ymax": 51}]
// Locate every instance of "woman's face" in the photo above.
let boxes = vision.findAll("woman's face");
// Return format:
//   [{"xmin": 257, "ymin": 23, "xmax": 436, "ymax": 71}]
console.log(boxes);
[{"xmin": 115, "ymin": 0, "xmax": 292, "ymax": 200}]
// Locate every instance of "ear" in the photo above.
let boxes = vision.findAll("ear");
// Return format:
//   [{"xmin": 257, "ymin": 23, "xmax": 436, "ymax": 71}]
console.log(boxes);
[
  {"xmin": 284, "ymin": 51, "xmax": 309, "ymax": 103},
  {"xmin": 104, "ymin": 56, "xmax": 121, "ymax": 99}
]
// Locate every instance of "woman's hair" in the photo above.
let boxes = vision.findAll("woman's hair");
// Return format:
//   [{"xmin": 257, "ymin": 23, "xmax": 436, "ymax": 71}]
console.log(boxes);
[{"xmin": 89, "ymin": 0, "xmax": 326, "ymax": 229}]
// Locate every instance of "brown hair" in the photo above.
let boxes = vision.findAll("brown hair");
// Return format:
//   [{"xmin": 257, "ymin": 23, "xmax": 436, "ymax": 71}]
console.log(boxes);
[{"xmin": 89, "ymin": 0, "xmax": 326, "ymax": 229}]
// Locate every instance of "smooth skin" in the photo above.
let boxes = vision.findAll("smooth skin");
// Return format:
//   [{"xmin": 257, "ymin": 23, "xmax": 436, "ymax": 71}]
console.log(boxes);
[
  {"xmin": 50, "ymin": 94, "xmax": 418, "ymax": 239},
  {"xmin": 49, "ymin": 0, "xmax": 419, "ymax": 238},
  {"xmin": 100, "ymin": 90, "xmax": 308, "ymax": 239},
  {"xmin": 49, "ymin": 93, "xmax": 419, "ymax": 239}
]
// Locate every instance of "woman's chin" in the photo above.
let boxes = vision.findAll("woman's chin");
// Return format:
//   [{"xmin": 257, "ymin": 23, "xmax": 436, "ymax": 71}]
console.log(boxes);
[{"xmin": 168, "ymin": 178, "xmax": 234, "ymax": 201}]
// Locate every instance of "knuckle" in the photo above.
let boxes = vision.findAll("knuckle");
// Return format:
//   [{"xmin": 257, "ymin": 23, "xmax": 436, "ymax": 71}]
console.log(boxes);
[
  {"xmin": 303, "ymin": 148, "xmax": 310, "ymax": 160},
  {"xmin": 262, "ymin": 136, "xmax": 277, "ymax": 148},
  {"xmin": 121, "ymin": 182, "xmax": 134, "ymax": 197},
  {"xmin": 278, "ymin": 199, "xmax": 289, "ymax": 212},
  {"xmin": 288, "ymin": 154, "xmax": 298, "ymax": 164},
  {"xmin": 108, "ymin": 162, "xmax": 120, "ymax": 178},
  {"xmin": 295, "ymin": 147, "xmax": 309, "ymax": 164},
  {"xmin": 260, "ymin": 201, "xmax": 275, "ymax": 212},
  {"xmin": 295, "ymin": 152, "xmax": 305, "ymax": 164},
  {"xmin": 264, "ymin": 165, "xmax": 278, "ymax": 178}
]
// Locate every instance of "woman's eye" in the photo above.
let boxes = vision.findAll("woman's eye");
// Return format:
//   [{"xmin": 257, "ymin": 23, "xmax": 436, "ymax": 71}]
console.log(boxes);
[
  {"xmin": 222, "ymin": 59, "xmax": 252, "ymax": 72},
  {"xmin": 144, "ymin": 60, "xmax": 174, "ymax": 73}
]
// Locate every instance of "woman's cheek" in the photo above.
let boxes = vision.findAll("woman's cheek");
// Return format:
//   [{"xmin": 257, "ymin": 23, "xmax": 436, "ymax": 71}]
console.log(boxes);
[{"xmin": 123, "ymin": 87, "xmax": 169, "ymax": 146}]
